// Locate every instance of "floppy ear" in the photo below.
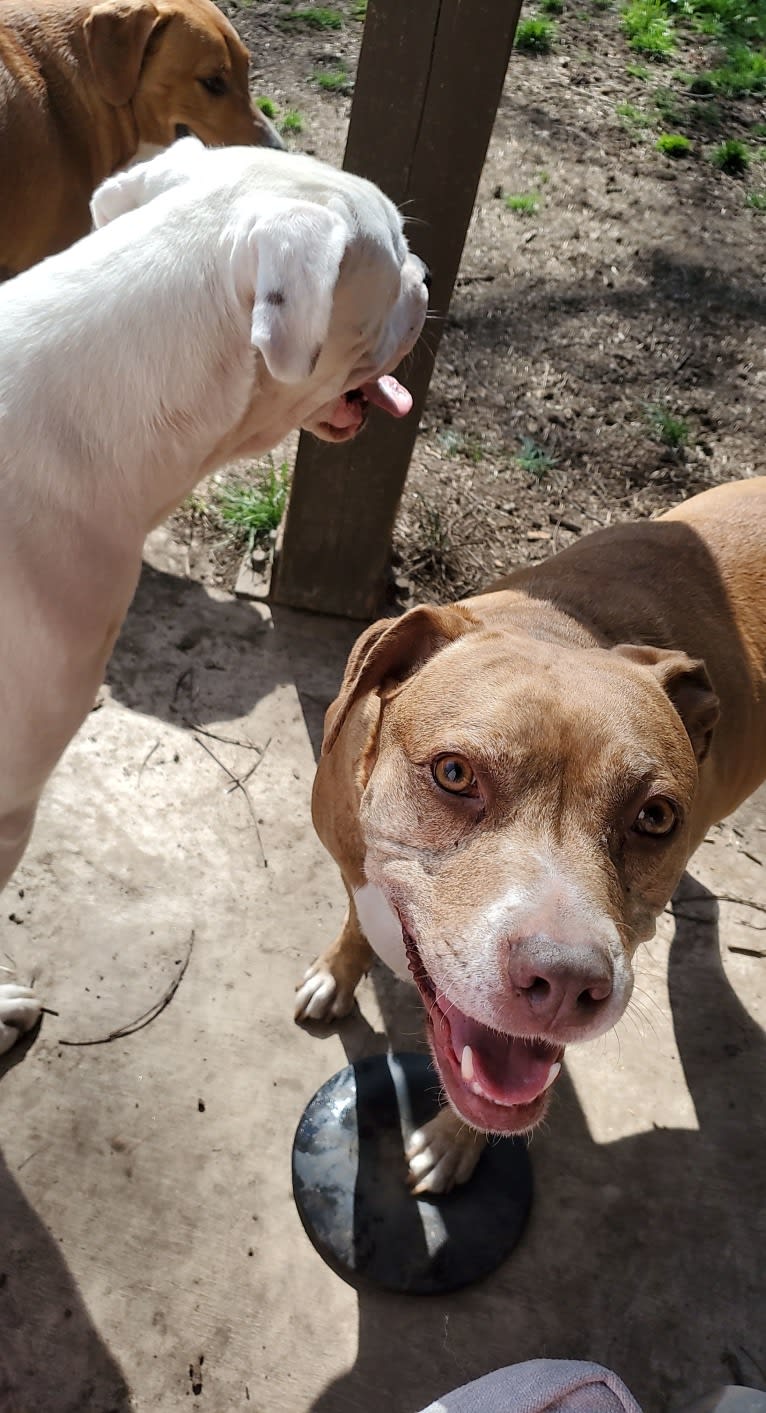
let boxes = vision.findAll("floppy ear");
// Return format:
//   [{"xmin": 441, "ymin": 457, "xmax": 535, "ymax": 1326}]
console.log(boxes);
[
  {"xmin": 322, "ymin": 605, "xmax": 477, "ymax": 756},
  {"xmin": 246, "ymin": 201, "xmax": 349, "ymax": 384},
  {"xmin": 84, "ymin": 0, "xmax": 161, "ymax": 107},
  {"xmin": 612, "ymin": 644, "xmax": 720, "ymax": 764},
  {"xmin": 90, "ymin": 136, "xmax": 207, "ymax": 228}
]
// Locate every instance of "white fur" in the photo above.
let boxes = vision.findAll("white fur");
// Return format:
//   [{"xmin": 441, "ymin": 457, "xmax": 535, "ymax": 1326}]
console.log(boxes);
[
  {"xmin": 354, "ymin": 881, "xmax": 414, "ymax": 984},
  {"xmin": 363, "ymin": 836, "xmax": 633, "ymax": 1046},
  {"xmin": 0, "ymin": 138, "xmax": 428, "ymax": 1045}
]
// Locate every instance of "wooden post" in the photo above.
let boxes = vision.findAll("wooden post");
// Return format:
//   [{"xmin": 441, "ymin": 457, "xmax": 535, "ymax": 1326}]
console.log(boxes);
[{"xmin": 271, "ymin": 0, "xmax": 524, "ymax": 619}]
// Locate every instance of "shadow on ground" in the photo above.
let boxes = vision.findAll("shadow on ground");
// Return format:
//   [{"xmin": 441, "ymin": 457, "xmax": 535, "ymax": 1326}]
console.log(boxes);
[
  {"xmin": 0, "ymin": 1146, "xmax": 131, "ymax": 1412},
  {"xmin": 308, "ymin": 878, "xmax": 766, "ymax": 1413},
  {"xmin": 106, "ymin": 562, "xmax": 281, "ymax": 728}
]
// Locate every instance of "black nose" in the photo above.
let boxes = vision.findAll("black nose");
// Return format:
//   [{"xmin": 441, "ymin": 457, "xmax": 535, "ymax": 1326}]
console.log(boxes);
[{"xmin": 422, "ymin": 265, "xmax": 432, "ymax": 293}]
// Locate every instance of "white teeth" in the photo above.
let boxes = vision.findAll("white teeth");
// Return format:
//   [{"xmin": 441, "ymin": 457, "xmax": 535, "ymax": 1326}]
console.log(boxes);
[
  {"xmin": 458, "ymin": 1046, "xmax": 558, "ymax": 1107},
  {"xmin": 542, "ymin": 1061, "xmax": 561, "ymax": 1092}
]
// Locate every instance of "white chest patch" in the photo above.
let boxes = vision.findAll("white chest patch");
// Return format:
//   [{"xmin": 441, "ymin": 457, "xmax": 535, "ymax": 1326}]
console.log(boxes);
[{"xmin": 354, "ymin": 882, "xmax": 415, "ymax": 985}]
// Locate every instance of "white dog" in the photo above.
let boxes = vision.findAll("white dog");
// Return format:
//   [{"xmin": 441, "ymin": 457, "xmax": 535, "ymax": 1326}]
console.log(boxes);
[{"xmin": 0, "ymin": 137, "xmax": 429, "ymax": 1052}]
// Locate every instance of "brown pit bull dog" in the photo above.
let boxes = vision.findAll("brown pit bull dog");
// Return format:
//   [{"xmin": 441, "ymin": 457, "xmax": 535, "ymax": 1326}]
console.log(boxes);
[
  {"xmin": 297, "ymin": 477, "xmax": 766, "ymax": 1193},
  {"xmin": 0, "ymin": 0, "xmax": 282, "ymax": 276}
]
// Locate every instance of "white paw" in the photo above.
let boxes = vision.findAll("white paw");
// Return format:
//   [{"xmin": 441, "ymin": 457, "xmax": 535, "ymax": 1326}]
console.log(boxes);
[
  {"xmin": 0, "ymin": 981, "xmax": 43, "ymax": 1056},
  {"xmin": 294, "ymin": 962, "xmax": 355, "ymax": 1024},
  {"xmin": 405, "ymin": 1115, "xmax": 485, "ymax": 1195}
]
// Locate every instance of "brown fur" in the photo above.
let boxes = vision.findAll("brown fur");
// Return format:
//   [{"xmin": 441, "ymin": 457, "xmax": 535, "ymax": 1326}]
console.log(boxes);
[
  {"xmin": 0, "ymin": 0, "xmax": 279, "ymax": 276},
  {"xmin": 300, "ymin": 478, "xmax": 766, "ymax": 1191}
]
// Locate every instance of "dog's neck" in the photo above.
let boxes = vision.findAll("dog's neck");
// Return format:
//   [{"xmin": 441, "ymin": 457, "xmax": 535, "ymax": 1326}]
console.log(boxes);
[
  {"xmin": 0, "ymin": 202, "xmax": 263, "ymax": 540},
  {"xmin": 16, "ymin": 4, "xmax": 140, "ymax": 186}
]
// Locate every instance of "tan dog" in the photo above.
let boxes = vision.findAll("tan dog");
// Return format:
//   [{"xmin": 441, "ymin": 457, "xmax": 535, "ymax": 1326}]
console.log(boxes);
[
  {"xmin": 0, "ymin": 0, "xmax": 281, "ymax": 276},
  {"xmin": 298, "ymin": 479, "xmax": 766, "ymax": 1193}
]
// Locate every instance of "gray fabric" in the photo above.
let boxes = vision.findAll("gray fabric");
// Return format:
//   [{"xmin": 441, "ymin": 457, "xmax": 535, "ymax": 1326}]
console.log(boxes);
[{"xmin": 417, "ymin": 1359, "xmax": 643, "ymax": 1413}]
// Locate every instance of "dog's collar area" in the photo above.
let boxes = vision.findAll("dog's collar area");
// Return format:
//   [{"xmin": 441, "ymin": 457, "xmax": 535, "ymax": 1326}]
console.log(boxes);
[{"xmin": 402, "ymin": 926, "xmax": 563, "ymax": 1132}]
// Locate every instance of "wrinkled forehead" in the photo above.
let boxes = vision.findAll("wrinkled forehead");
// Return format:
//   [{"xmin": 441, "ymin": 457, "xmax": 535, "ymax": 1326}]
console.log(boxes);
[
  {"xmin": 386, "ymin": 633, "xmax": 693, "ymax": 784},
  {"xmin": 240, "ymin": 153, "xmax": 405, "ymax": 256}
]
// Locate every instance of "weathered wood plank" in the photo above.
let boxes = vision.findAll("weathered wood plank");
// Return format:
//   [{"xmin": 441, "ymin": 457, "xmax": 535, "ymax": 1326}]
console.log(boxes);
[{"xmin": 271, "ymin": 0, "xmax": 524, "ymax": 618}]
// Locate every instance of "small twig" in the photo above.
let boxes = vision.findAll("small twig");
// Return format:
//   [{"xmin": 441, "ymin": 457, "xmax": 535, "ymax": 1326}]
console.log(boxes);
[
  {"xmin": 728, "ymin": 945, "xmax": 766, "ymax": 959},
  {"xmin": 194, "ymin": 737, "xmax": 267, "ymax": 867},
  {"xmin": 455, "ymin": 272, "xmax": 497, "ymax": 287},
  {"xmin": 673, "ymin": 350, "xmax": 692, "ymax": 374},
  {"xmin": 668, "ymin": 893, "xmax": 766, "ymax": 931},
  {"xmin": 186, "ymin": 722, "xmax": 262, "ymax": 752},
  {"xmin": 137, "ymin": 739, "xmax": 160, "ymax": 786},
  {"xmin": 171, "ymin": 666, "xmax": 194, "ymax": 711},
  {"xmin": 17, "ymin": 1146, "xmax": 47, "ymax": 1173},
  {"xmin": 225, "ymin": 736, "xmax": 272, "ymax": 793},
  {"xmin": 713, "ymin": 893, "xmax": 766, "ymax": 914},
  {"xmin": 59, "ymin": 933, "xmax": 195, "ymax": 1046},
  {"xmin": 737, "ymin": 1345, "xmax": 766, "ymax": 1386}
]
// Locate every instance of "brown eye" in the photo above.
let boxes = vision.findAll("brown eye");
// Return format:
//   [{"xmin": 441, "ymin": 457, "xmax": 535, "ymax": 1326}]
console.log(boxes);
[
  {"xmin": 432, "ymin": 755, "xmax": 477, "ymax": 796},
  {"xmin": 634, "ymin": 796, "xmax": 677, "ymax": 838}
]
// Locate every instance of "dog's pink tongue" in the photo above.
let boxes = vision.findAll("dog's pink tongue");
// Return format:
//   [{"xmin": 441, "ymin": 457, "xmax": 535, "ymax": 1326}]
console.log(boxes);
[
  {"xmin": 439, "ymin": 993, "xmax": 560, "ymax": 1106},
  {"xmin": 361, "ymin": 374, "xmax": 412, "ymax": 417}
]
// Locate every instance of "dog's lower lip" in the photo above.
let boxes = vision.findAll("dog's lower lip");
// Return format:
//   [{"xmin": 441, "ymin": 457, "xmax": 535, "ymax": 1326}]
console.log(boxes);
[
  {"xmin": 401, "ymin": 926, "xmax": 563, "ymax": 1131},
  {"xmin": 175, "ymin": 124, "xmax": 193, "ymax": 139}
]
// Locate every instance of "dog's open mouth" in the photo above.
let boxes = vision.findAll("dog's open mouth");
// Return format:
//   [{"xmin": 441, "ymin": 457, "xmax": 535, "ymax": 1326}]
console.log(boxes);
[
  {"xmin": 404, "ymin": 929, "xmax": 563, "ymax": 1135},
  {"xmin": 316, "ymin": 374, "xmax": 413, "ymax": 442}
]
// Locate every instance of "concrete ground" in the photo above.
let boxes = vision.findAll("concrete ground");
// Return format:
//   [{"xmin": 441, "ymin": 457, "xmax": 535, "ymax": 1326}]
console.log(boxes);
[{"xmin": 0, "ymin": 538, "xmax": 764, "ymax": 1413}]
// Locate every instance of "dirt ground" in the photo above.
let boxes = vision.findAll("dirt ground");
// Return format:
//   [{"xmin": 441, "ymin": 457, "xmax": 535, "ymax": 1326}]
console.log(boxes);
[
  {"xmin": 182, "ymin": 0, "xmax": 766, "ymax": 604},
  {"xmin": 1, "ymin": 9, "xmax": 765, "ymax": 1413}
]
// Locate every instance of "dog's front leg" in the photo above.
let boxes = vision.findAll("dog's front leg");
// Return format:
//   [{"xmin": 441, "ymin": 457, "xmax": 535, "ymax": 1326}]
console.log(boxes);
[
  {"xmin": 294, "ymin": 890, "xmax": 374, "ymax": 1023},
  {"xmin": 405, "ymin": 1107, "xmax": 486, "ymax": 1196},
  {"xmin": 0, "ymin": 804, "xmax": 43, "ymax": 1054}
]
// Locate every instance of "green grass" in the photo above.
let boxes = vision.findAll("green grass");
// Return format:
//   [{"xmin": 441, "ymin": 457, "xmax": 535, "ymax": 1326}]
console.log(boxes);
[
  {"xmin": 350, "ymin": 0, "xmax": 367, "ymax": 15},
  {"xmin": 314, "ymin": 67, "xmax": 351, "ymax": 91},
  {"xmin": 622, "ymin": 0, "xmax": 676, "ymax": 57},
  {"xmin": 281, "ymin": 109, "xmax": 304, "ymax": 134},
  {"xmin": 617, "ymin": 100, "xmax": 652, "ymax": 126},
  {"xmin": 698, "ymin": 47, "xmax": 766, "ymax": 96},
  {"xmin": 653, "ymin": 85, "xmax": 681, "ymax": 121},
  {"xmin": 746, "ymin": 190, "xmax": 766, "ymax": 209},
  {"xmin": 752, "ymin": 122, "xmax": 766, "ymax": 138},
  {"xmin": 412, "ymin": 495, "xmax": 454, "ymax": 584},
  {"xmin": 647, "ymin": 404, "xmax": 689, "ymax": 449},
  {"xmin": 516, "ymin": 437, "xmax": 558, "ymax": 478},
  {"xmin": 217, "ymin": 465, "xmax": 290, "ymax": 550},
  {"xmin": 711, "ymin": 137, "xmax": 749, "ymax": 173},
  {"xmin": 689, "ymin": 99, "xmax": 722, "ymax": 125},
  {"xmin": 515, "ymin": 17, "xmax": 556, "ymax": 53},
  {"xmin": 256, "ymin": 97, "xmax": 277, "ymax": 119},
  {"xmin": 626, "ymin": 61, "xmax": 650, "ymax": 77},
  {"xmin": 656, "ymin": 132, "xmax": 693, "ymax": 155},
  {"xmin": 438, "ymin": 430, "xmax": 484, "ymax": 464},
  {"xmin": 619, "ymin": 0, "xmax": 766, "ymax": 95},
  {"xmin": 505, "ymin": 192, "xmax": 540, "ymax": 215},
  {"xmin": 540, "ymin": 0, "xmax": 564, "ymax": 12},
  {"xmin": 683, "ymin": 0, "xmax": 766, "ymax": 46},
  {"xmin": 283, "ymin": 6, "xmax": 343, "ymax": 28}
]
